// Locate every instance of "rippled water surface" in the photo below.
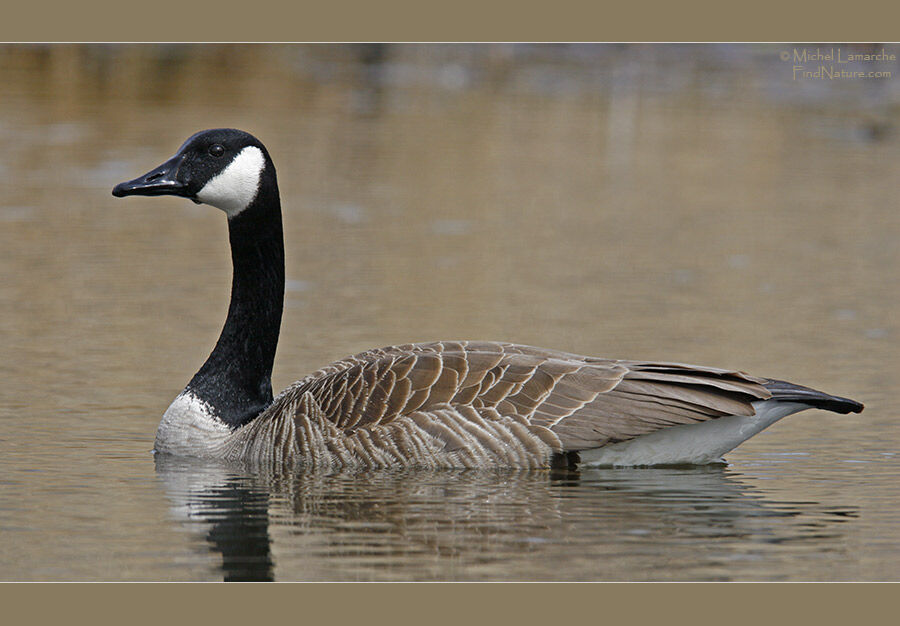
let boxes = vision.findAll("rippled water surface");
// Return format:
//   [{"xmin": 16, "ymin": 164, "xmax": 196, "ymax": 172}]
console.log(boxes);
[{"xmin": 0, "ymin": 44, "xmax": 898, "ymax": 580}]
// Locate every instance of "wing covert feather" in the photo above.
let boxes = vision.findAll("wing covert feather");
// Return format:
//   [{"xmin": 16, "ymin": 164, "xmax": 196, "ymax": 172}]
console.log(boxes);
[{"xmin": 283, "ymin": 341, "xmax": 774, "ymax": 452}]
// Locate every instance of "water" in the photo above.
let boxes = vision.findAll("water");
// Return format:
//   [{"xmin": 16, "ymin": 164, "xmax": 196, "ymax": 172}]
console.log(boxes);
[{"xmin": 0, "ymin": 44, "xmax": 898, "ymax": 581}]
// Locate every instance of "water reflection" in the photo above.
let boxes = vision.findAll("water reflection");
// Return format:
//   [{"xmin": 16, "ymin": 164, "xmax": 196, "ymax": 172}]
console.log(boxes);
[
  {"xmin": 156, "ymin": 457, "xmax": 274, "ymax": 581},
  {"xmin": 155, "ymin": 456, "xmax": 858, "ymax": 581}
]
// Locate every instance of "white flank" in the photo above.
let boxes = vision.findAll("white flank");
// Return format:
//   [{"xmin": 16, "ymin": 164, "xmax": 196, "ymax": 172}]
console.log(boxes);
[
  {"xmin": 579, "ymin": 400, "xmax": 810, "ymax": 466},
  {"xmin": 155, "ymin": 391, "xmax": 231, "ymax": 456},
  {"xmin": 196, "ymin": 146, "xmax": 265, "ymax": 217}
]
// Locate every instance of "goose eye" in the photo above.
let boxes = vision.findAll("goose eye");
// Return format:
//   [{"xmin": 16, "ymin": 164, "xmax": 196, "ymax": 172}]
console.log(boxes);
[{"xmin": 208, "ymin": 144, "xmax": 225, "ymax": 157}]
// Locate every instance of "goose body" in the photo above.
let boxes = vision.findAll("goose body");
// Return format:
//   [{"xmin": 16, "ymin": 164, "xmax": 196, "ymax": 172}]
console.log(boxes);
[{"xmin": 113, "ymin": 129, "xmax": 863, "ymax": 469}]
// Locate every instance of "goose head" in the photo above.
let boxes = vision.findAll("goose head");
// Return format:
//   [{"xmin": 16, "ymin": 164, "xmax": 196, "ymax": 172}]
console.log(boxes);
[
  {"xmin": 112, "ymin": 128, "xmax": 274, "ymax": 218},
  {"xmin": 112, "ymin": 128, "xmax": 285, "ymax": 438}
]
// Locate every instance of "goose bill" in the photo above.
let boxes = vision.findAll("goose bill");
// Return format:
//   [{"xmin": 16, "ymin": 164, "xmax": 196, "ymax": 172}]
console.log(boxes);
[{"xmin": 112, "ymin": 155, "xmax": 190, "ymax": 198}]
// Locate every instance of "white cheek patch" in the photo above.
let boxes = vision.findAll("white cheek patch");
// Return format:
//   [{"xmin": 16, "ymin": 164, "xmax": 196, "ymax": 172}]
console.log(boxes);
[{"xmin": 195, "ymin": 146, "xmax": 265, "ymax": 217}]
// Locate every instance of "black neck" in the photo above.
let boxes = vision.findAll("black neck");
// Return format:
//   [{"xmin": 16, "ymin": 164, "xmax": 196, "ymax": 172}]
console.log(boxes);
[{"xmin": 187, "ymin": 173, "xmax": 285, "ymax": 429}]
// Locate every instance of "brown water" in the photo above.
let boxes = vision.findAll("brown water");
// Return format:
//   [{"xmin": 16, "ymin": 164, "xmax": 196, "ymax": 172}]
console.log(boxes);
[{"xmin": 0, "ymin": 44, "xmax": 898, "ymax": 581}]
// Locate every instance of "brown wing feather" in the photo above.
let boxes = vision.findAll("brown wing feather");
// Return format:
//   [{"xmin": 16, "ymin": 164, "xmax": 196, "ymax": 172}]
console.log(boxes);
[{"xmin": 284, "ymin": 341, "xmax": 773, "ymax": 452}]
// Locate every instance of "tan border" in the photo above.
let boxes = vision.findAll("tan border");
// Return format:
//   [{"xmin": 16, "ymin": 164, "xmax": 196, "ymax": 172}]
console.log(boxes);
[
  {"xmin": 1, "ymin": 582, "xmax": 897, "ymax": 625},
  {"xmin": 1, "ymin": 0, "xmax": 898, "ymax": 41}
]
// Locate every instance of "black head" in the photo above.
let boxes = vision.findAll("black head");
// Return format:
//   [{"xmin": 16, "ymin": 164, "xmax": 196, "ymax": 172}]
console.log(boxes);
[{"xmin": 112, "ymin": 129, "xmax": 273, "ymax": 217}]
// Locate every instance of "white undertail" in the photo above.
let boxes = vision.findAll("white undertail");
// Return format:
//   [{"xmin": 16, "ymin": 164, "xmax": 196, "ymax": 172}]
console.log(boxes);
[{"xmin": 579, "ymin": 400, "xmax": 808, "ymax": 466}]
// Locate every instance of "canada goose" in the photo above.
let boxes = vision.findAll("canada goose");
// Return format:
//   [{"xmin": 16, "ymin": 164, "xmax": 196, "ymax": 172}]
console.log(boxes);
[{"xmin": 112, "ymin": 128, "xmax": 864, "ymax": 469}]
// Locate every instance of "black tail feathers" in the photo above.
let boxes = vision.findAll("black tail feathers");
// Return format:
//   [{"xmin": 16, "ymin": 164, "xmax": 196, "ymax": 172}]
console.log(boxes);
[{"xmin": 764, "ymin": 379, "xmax": 864, "ymax": 414}]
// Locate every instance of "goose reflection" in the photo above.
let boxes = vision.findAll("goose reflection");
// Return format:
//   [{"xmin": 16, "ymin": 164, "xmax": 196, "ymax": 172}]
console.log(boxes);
[
  {"xmin": 155, "ymin": 456, "xmax": 274, "ymax": 581},
  {"xmin": 154, "ymin": 457, "xmax": 858, "ymax": 581}
]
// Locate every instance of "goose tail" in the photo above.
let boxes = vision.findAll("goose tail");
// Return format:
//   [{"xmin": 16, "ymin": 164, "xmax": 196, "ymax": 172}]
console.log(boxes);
[{"xmin": 764, "ymin": 379, "xmax": 864, "ymax": 414}]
